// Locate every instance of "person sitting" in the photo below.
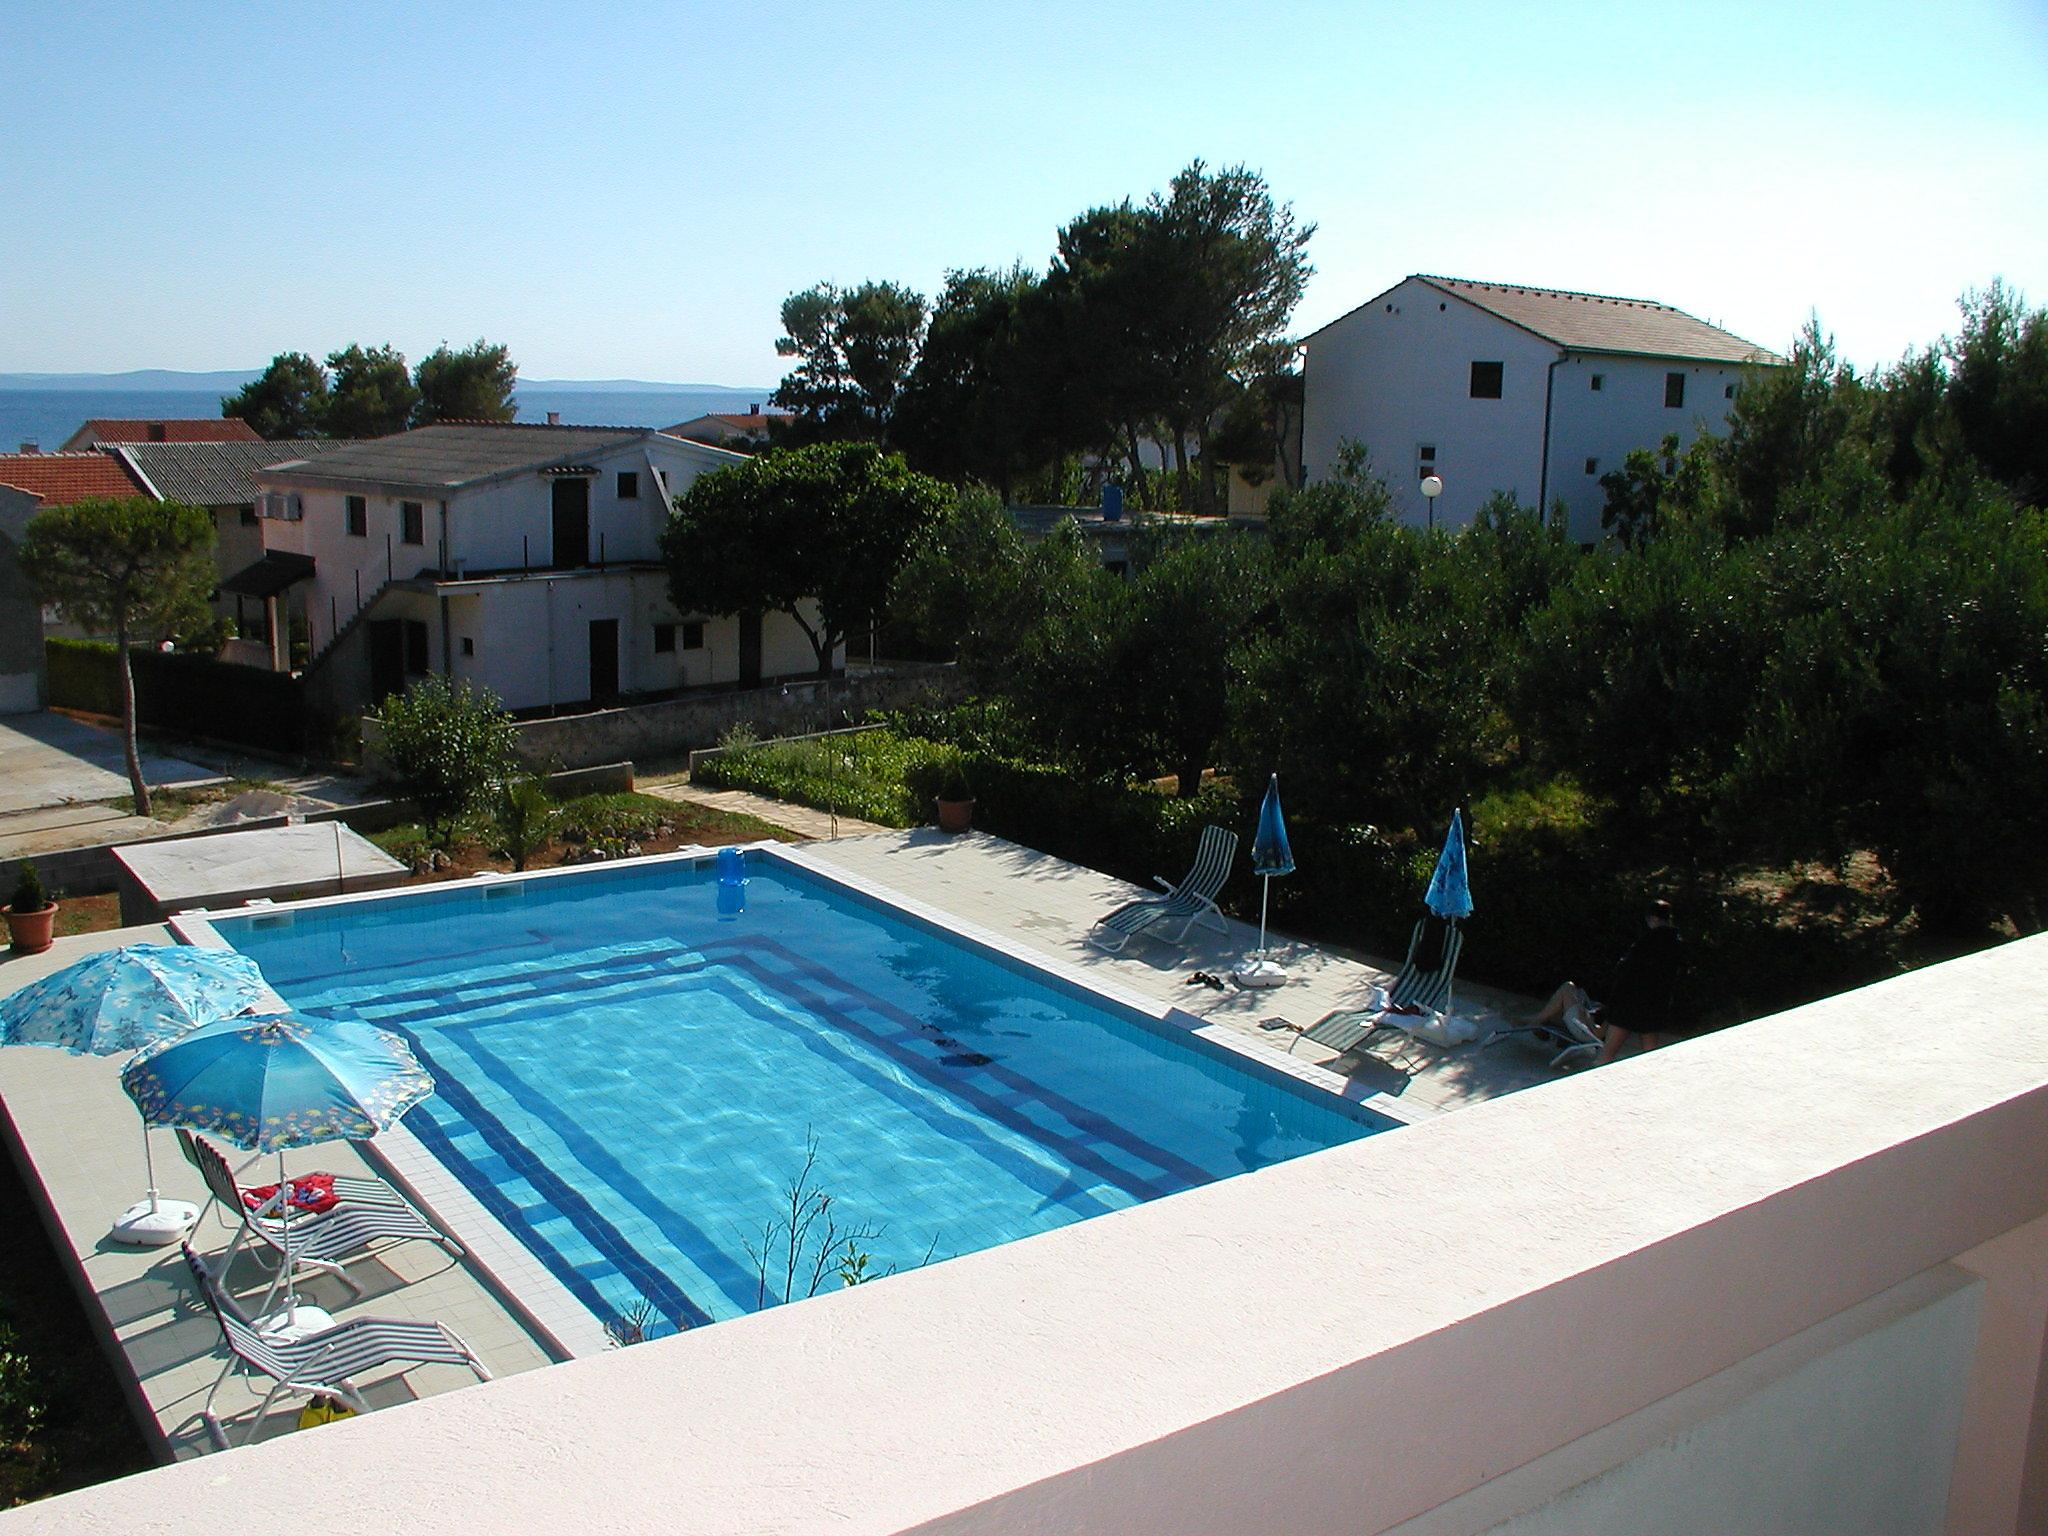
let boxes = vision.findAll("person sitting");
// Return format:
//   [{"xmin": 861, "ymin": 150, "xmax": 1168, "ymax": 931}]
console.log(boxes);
[{"xmin": 1520, "ymin": 900, "xmax": 1683, "ymax": 1065}]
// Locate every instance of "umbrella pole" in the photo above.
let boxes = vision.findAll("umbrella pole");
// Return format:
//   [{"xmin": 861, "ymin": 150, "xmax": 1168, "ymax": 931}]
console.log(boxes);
[
  {"xmin": 138, "ymin": 1125, "xmax": 161, "ymax": 1216},
  {"xmin": 1257, "ymin": 875, "xmax": 1271, "ymax": 958},
  {"xmin": 277, "ymin": 1150, "xmax": 297, "ymax": 1314}
]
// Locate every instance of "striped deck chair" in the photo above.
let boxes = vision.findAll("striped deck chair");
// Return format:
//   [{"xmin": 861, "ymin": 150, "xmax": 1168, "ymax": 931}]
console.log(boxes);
[
  {"xmin": 1291, "ymin": 916, "xmax": 1465, "ymax": 1056},
  {"xmin": 186, "ymin": 1132, "xmax": 462, "ymax": 1298},
  {"xmin": 182, "ymin": 1243, "xmax": 490, "ymax": 1450},
  {"xmin": 1089, "ymin": 825, "xmax": 1238, "ymax": 952}
]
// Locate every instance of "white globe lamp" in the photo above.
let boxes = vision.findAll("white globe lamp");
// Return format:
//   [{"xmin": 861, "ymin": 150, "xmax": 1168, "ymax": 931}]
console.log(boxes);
[{"xmin": 1420, "ymin": 473, "xmax": 1444, "ymax": 531}]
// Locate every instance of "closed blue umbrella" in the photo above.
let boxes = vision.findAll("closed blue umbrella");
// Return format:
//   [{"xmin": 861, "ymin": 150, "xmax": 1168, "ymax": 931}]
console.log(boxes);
[
  {"xmin": 0, "ymin": 944, "xmax": 270, "ymax": 1244},
  {"xmin": 1424, "ymin": 808, "xmax": 1473, "ymax": 921},
  {"xmin": 123, "ymin": 1011, "xmax": 433, "ymax": 1312},
  {"xmin": 1237, "ymin": 775, "xmax": 1295, "ymax": 986}
]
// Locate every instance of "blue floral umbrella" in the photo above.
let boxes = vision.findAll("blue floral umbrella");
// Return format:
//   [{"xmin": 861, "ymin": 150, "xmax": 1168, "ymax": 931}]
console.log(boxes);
[
  {"xmin": 1424, "ymin": 808, "xmax": 1473, "ymax": 921},
  {"xmin": 123, "ymin": 1012, "xmax": 433, "ymax": 1311},
  {"xmin": 0, "ymin": 944, "xmax": 271, "ymax": 1244}
]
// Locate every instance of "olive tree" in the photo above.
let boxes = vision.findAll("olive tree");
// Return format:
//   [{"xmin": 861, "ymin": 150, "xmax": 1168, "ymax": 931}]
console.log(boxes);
[{"xmin": 18, "ymin": 497, "xmax": 215, "ymax": 815}]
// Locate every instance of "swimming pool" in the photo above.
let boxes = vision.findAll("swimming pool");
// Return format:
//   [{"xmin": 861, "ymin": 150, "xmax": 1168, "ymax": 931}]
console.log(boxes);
[{"xmin": 204, "ymin": 848, "xmax": 1390, "ymax": 1337}]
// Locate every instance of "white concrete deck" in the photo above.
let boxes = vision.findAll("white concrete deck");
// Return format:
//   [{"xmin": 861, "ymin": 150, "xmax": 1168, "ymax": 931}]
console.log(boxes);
[
  {"xmin": 0, "ymin": 930, "xmax": 556, "ymax": 1461},
  {"xmin": 804, "ymin": 828, "xmax": 1558, "ymax": 1117}
]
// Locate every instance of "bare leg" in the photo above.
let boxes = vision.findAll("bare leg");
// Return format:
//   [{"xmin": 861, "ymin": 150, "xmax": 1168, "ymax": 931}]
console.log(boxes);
[{"xmin": 1521, "ymin": 982, "xmax": 1583, "ymax": 1029}]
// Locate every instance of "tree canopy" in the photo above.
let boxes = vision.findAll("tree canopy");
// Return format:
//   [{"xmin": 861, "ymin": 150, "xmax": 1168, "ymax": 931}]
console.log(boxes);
[
  {"xmin": 414, "ymin": 339, "xmax": 518, "ymax": 425},
  {"xmin": 770, "ymin": 161, "xmax": 1312, "ymax": 507},
  {"xmin": 17, "ymin": 497, "xmax": 215, "ymax": 814},
  {"xmin": 222, "ymin": 352, "xmax": 330, "ymax": 439},
  {"xmin": 662, "ymin": 442, "xmax": 948, "ymax": 677},
  {"xmin": 770, "ymin": 281, "xmax": 928, "ymax": 442},
  {"xmin": 221, "ymin": 338, "xmax": 520, "ymax": 438}
]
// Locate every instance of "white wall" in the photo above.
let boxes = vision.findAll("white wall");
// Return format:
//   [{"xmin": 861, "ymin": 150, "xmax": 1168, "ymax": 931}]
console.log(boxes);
[
  {"xmin": 438, "ymin": 574, "xmax": 834, "ymax": 711},
  {"xmin": 1302, "ymin": 277, "xmax": 1557, "ymax": 530},
  {"xmin": 1543, "ymin": 354, "xmax": 1747, "ymax": 544}
]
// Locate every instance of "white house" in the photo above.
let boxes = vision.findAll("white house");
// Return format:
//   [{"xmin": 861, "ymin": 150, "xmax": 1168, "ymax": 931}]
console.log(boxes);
[
  {"xmin": 250, "ymin": 422, "xmax": 830, "ymax": 715},
  {"xmin": 1300, "ymin": 275, "xmax": 1784, "ymax": 542}
]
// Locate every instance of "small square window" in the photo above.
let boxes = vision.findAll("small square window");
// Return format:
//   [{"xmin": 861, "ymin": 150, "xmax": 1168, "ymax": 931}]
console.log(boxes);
[
  {"xmin": 401, "ymin": 500, "xmax": 424, "ymax": 545},
  {"xmin": 460, "ymin": 636, "xmax": 475, "ymax": 657},
  {"xmin": 681, "ymin": 621, "xmax": 705, "ymax": 650},
  {"xmin": 617, "ymin": 471, "xmax": 640, "ymax": 499},
  {"xmin": 1584, "ymin": 457, "xmax": 1599, "ymax": 476},
  {"xmin": 345, "ymin": 495, "xmax": 367, "ymax": 537},
  {"xmin": 1665, "ymin": 372, "xmax": 1686, "ymax": 409},
  {"xmin": 239, "ymin": 507, "xmax": 258, "ymax": 527},
  {"xmin": 1417, "ymin": 443, "xmax": 1436, "ymax": 465},
  {"xmin": 1590, "ymin": 374, "xmax": 1604, "ymax": 392},
  {"xmin": 1724, "ymin": 383, "xmax": 1736, "ymax": 400},
  {"xmin": 653, "ymin": 623, "xmax": 676, "ymax": 654},
  {"xmin": 1469, "ymin": 361, "xmax": 1504, "ymax": 399}
]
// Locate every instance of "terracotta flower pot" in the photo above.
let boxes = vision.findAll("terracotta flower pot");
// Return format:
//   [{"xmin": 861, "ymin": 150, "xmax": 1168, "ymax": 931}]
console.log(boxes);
[
  {"xmin": 6, "ymin": 903, "xmax": 57, "ymax": 955},
  {"xmin": 935, "ymin": 797, "xmax": 975, "ymax": 835}
]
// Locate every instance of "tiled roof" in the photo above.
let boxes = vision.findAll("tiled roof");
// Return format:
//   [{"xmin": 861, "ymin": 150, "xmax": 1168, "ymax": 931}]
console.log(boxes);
[
  {"xmin": 59, "ymin": 417, "xmax": 264, "ymax": 450},
  {"xmin": 115, "ymin": 438, "xmax": 369, "ymax": 506},
  {"xmin": 257, "ymin": 422, "xmax": 653, "ymax": 491},
  {"xmin": 665, "ymin": 411, "xmax": 790, "ymax": 436},
  {"xmin": 0, "ymin": 452, "xmax": 149, "ymax": 504},
  {"xmin": 1417, "ymin": 276, "xmax": 1783, "ymax": 365}
]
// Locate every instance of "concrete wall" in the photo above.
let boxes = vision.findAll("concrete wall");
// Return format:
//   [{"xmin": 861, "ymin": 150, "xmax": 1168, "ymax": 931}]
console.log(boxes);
[
  {"xmin": 0, "ymin": 486, "xmax": 45, "ymax": 713},
  {"xmin": 11, "ymin": 896, "xmax": 2048, "ymax": 1535},
  {"xmin": 1302, "ymin": 276, "xmax": 1557, "ymax": 530},
  {"xmin": 484, "ymin": 659, "xmax": 960, "ymax": 770}
]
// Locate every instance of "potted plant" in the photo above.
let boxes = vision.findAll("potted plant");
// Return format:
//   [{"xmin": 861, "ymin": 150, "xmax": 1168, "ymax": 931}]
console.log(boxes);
[
  {"xmin": 934, "ymin": 758, "xmax": 976, "ymax": 835},
  {"xmin": 7, "ymin": 862, "xmax": 57, "ymax": 955}
]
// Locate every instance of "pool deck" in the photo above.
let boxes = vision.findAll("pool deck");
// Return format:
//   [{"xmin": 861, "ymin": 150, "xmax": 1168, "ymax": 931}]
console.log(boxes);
[
  {"xmin": 0, "ymin": 929, "xmax": 556, "ymax": 1462},
  {"xmin": 0, "ymin": 828, "xmax": 1558, "ymax": 1465},
  {"xmin": 801, "ymin": 828, "xmax": 1559, "ymax": 1117}
]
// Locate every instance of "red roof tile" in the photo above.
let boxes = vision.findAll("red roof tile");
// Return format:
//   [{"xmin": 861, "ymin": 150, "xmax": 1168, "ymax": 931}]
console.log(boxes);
[
  {"xmin": 60, "ymin": 418, "xmax": 263, "ymax": 450},
  {"xmin": 0, "ymin": 452, "xmax": 150, "ymax": 504}
]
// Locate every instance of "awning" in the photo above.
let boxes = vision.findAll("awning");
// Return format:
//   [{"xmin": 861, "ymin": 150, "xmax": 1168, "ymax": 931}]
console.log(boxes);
[{"xmin": 220, "ymin": 550, "xmax": 316, "ymax": 598}]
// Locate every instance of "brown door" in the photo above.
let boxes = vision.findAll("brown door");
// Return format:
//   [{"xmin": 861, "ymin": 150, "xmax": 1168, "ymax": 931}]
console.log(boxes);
[
  {"xmin": 738, "ymin": 611, "xmax": 762, "ymax": 687},
  {"xmin": 551, "ymin": 477, "xmax": 590, "ymax": 568},
  {"xmin": 588, "ymin": 618, "xmax": 619, "ymax": 701}
]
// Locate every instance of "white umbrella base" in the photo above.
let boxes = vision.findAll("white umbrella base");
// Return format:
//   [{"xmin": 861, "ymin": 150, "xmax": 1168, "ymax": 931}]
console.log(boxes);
[
  {"xmin": 1233, "ymin": 957, "xmax": 1289, "ymax": 989},
  {"xmin": 107, "ymin": 1198, "xmax": 199, "ymax": 1246},
  {"xmin": 253, "ymin": 1303, "xmax": 336, "ymax": 1341}
]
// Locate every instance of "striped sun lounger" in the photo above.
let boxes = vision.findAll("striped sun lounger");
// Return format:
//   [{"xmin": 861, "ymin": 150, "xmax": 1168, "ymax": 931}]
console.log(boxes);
[
  {"xmin": 1089, "ymin": 825, "xmax": 1238, "ymax": 952},
  {"xmin": 1292, "ymin": 916, "xmax": 1465, "ymax": 1056},
  {"xmin": 183, "ymin": 1242, "xmax": 490, "ymax": 1450}
]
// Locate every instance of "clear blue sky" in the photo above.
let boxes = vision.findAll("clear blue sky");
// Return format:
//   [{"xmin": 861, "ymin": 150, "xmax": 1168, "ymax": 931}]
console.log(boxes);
[{"xmin": 4, "ymin": 0, "xmax": 2044, "ymax": 382}]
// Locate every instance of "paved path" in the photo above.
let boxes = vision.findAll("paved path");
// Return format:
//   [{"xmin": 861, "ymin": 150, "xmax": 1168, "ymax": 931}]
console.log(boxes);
[
  {"xmin": 0, "ymin": 711, "xmax": 220, "ymax": 815},
  {"xmin": 642, "ymin": 779, "xmax": 893, "ymax": 840}
]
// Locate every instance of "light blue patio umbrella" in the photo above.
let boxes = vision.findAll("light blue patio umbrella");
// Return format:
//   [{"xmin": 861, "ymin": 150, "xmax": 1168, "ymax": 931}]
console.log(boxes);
[
  {"xmin": 0, "ymin": 944, "xmax": 271, "ymax": 1245},
  {"xmin": 122, "ymin": 1011, "xmax": 434, "ymax": 1313},
  {"xmin": 1424, "ymin": 808, "xmax": 1473, "ymax": 921},
  {"xmin": 1236, "ymin": 775, "xmax": 1296, "ymax": 987}
]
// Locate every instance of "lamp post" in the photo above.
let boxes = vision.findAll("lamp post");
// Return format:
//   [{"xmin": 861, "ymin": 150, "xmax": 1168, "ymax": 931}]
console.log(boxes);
[{"xmin": 1420, "ymin": 473, "xmax": 1443, "ymax": 531}]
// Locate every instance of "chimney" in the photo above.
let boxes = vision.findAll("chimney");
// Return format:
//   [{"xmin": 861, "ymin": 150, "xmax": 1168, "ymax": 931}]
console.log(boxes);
[
  {"xmin": 749, "ymin": 403, "xmax": 761, "ymax": 415},
  {"xmin": 16, "ymin": 441, "xmax": 37, "ymax": 454},
  {"xmin": 147, "ymin": 422, "xmax": 167, "ymax": 442},
  {"xmin": 546, "ymin": 411, "xmax": 561, "ymax": 426}
]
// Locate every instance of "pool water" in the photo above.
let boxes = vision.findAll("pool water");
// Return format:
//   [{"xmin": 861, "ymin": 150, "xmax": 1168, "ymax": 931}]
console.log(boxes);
[{"xmin": 211, "ymin": 853, "xmax": 1388, "ymax": 1335}]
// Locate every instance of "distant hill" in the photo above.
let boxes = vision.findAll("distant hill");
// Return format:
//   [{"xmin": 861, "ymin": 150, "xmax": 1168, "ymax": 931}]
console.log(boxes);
[{"xmin": 0, "ymin": 370, "xmax": 774, "ymax": 395}]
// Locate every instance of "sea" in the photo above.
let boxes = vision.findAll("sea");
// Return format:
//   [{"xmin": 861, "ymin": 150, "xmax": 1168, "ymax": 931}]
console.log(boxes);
[{"xmin": 0, "ymin": 386, "xmax": 776, "ymax": 454}]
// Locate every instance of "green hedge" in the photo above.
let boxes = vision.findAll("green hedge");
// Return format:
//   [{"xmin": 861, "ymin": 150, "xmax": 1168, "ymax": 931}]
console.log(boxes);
[{"xmin": 44, "ymin": 638, "xmax": 308, "ymax": 755}]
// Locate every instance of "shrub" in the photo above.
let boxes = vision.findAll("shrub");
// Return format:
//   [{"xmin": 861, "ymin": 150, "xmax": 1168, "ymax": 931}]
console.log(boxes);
[
  {"xmin": 697, "ymin": 730, "xmax": 956, "ymax": 827},
  {"xmin": 10, "ymin": 861, "xmax": 50, "ymax": 914},
  {"xmin": 374, "ymin": 679, "xmax": 518, "ymax": 842},
  {"xmin": 490, "ymin": 775, "xmax": 561, "ymax": 872}
]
